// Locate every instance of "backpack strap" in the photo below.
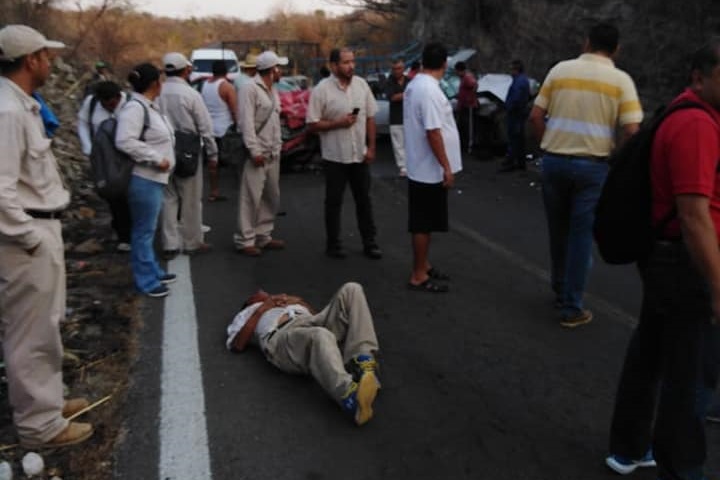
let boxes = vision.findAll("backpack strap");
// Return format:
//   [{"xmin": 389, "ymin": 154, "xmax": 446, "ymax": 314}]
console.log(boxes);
[{"xmin": 128, "ymin": 97, "xmax": 151, "ymax": 141}]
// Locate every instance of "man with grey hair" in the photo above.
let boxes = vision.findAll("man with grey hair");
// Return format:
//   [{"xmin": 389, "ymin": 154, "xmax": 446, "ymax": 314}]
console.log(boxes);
[
  {"xmin": 307, "ymin": 47, "xmax": 381, "ymax": 259},
  {"xmin": 234, "ymin": 50, "xmax": 287, "ymax": 256},
  {"xmin": 0, "ymin": 24, "xmax": 93, "ymax": 448},
  {"xmin": 159, "ymin": 51, "xmax": 217, "ymax": 259},
  {"xmin": 384, "ymin": 58, "xmax": 408, "ymax": 177}
]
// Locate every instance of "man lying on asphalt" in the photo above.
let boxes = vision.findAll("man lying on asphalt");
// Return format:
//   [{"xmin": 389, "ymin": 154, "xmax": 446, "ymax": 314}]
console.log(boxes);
[{"xmin": 226, "ymin": 282, "xmax": 380, "ymax": 425}]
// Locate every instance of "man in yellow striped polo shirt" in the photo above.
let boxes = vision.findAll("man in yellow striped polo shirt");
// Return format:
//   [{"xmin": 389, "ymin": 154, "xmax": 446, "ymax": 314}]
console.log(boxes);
[{"xmin": 529, "ymin": 22, "xmax": 643, "ymax": 328}]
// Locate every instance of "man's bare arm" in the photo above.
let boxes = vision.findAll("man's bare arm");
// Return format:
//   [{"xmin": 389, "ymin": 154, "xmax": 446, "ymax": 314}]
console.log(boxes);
[
  {"xmin": 426, "ymin": 129, "xmax": 454, "ymax": 188},
  {"xmin": 619, "ymin": 123, "xmax": 641, "ymax": 146},
  {"xmin": 528, "ymin": 105, "xmax": 546, "ymax": 143},
  {"xmin": 677, "ymin": 194, "xmax": 720, "ymax": 322}
]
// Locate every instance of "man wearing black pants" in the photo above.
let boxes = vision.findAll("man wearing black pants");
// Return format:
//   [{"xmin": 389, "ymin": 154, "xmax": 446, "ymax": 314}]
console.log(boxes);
[
  {"xmin": 307, "ymin": 48, "xmax": 381, "ymax": 259},
  {"xmin": 606, "ymin": 40, "xmax": 720, "ymax": 480}
]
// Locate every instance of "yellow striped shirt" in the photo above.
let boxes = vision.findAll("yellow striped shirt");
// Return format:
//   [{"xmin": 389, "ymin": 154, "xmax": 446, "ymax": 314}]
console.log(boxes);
[{"xmin": 534, "ymin": 53, "xmax": 643, "ymax": 157}]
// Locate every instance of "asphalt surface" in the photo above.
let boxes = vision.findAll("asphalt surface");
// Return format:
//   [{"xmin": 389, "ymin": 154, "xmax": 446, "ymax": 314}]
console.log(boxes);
[{"xmin": 115, "ymin": 138, "xmax": 719, "ymax": 480}]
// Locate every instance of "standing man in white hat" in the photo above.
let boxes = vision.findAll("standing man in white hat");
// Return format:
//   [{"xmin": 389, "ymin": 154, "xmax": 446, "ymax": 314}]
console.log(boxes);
[
  {"xmin": 0, "ymin": 24, "xmax": 93, "ymax": 448},
  {"xmin": 159, "ymin": 52, "xmax": 218, "ymax": 259},
  {"xmin": 234, "ymin": 51, "xmax": 287, "ymax": 256}
]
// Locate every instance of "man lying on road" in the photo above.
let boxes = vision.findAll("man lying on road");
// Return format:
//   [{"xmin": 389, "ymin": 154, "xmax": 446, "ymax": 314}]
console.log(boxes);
[{"xmin": 226, "ymin": 282, "xmax": 380, "ymax": 425}]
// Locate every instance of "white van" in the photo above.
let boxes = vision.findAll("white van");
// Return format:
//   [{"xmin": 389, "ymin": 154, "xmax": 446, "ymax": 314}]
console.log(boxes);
[{"xmin": 189, "ymin": 48, "xmax": 240, "ymax": 83}]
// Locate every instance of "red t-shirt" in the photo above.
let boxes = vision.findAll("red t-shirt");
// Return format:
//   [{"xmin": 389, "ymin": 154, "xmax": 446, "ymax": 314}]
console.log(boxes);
[{"xmin": 650, "ymin": 88, "xmax": 720, "ymax": 238}]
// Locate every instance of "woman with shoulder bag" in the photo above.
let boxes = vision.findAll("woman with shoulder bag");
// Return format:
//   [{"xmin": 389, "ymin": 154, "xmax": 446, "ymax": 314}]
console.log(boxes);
[{"xmin": 115, "ymin": 63, "xmax": 176, "ymax": 298}]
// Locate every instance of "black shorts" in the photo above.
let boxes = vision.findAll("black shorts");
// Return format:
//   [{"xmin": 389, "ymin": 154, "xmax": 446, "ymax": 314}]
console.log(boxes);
[{"xmin": 408, "ymin": 179, "xmax": 448, "ymax": 233}]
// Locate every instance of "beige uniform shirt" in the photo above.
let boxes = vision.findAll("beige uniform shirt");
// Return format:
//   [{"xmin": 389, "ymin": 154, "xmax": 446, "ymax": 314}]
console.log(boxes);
[
  {"xmin": 240, "ymin": 75, "xmax": 282, "ymax": 161},
  {"xmin": 159, "ymin": 77, "xmax": 218, "ymax": 160},
  {"xmin": 0, "ymin": 78, "xmax": 70, "ymax": 250},
  {"xmin": 307, "ymin": 75, "xmax": 378, "ymax": 164}
]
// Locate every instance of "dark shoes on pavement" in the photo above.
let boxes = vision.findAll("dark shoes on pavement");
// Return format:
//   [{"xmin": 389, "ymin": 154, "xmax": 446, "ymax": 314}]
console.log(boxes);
[
  {"xmin": 238, "ymin": 246, "xmax": 262, "ymax": 256},
  {"xmin": 326, "ymin": 245, "xmax": 348, "ymax": 259},
  {"xmin": 560, "ymin": 309, "xmax": 593, "ymax": 328},
  {"xmin": 162, "ymin": 249, "xmax": 180, "ymax": 261},
  {"xmin": 260, "ymin": 239, "xmax": 286, "ymax": 250},
  {"xmin": 185, "ymin": 243, "xmax": 212, "ymax": 256},
  {"xmin": 363, "ymin": 244, "xmax": 383, "ymax": 259},
  {"xmin": 605, "ymin": 450, "xmax": 656, "ymax": 475},
  {"xmin": 159, "ymin": 273, "xmax": 177, "ymax": 285},
  {"xmin": 146, "ymin": 285, "xmax": 169, "ymax": 298}
]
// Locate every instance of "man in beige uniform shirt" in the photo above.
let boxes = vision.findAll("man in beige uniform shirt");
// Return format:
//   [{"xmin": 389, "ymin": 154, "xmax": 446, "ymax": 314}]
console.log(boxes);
[
  {"xmin": 307, "ymin": 48, "xmax": 381, "ymax": 259},
  {"xmin": 159, "ymin": 52, "xmax": 217, "ymax": 259},
  {"xmin": 0, "ymin": 25, "xmax": 93, "ymax": 448},
  {"xmin": 233, "ymin": 50, "xmax": 287, "ymax": 256}
]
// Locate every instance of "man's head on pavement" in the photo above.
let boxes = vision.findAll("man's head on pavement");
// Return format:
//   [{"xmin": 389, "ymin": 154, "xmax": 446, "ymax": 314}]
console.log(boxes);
[
  {"xmin": 243, "ymin": 289, "xmax": 270, "ymax": 308},
  {"xmin": 330, "ymin": 48, "xmax": 354, "ymax": 82},
  {"xmin": 422, "ymin": 42, "xmax": 448, "ymax": 75},
  {"xmin": 163, "ymin": 52, "xmax": 192, "ymax": 79},
  {"xmin": 690, "ymin": 38, "xmax": 720, "ymax": 110},
  {"xmin": 391, "ymin": 58, "xmax": 405, "ymax": 80},
  {"xmin": 585, "ymin": 22, "xmax": 619, "ymax": 57},
  {"xmin": 95, "ymin": 81, "xmax": 123, "ymax": 112},
  {"xmin": 212, "ymin": 60, "xmax": 228, "ymax": 78},
  {"xmin": 0, "ymin": 25, "xmax": 65, "ymax": 91}
]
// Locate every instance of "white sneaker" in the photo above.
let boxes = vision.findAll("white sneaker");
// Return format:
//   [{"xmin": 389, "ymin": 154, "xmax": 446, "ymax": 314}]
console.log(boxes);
[
  {"xmin": 116, "ymin": 242, "xmax": 131, "ymax": 252},
  {"xmin": 202, "ymin": 224, "xmax": 211, "ymax": 233}
]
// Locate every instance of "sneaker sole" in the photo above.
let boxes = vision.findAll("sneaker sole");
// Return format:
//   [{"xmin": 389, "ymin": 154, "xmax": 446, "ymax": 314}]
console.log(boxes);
[
  {"xmin": 560, "ymin": 312, "xmax": 593, "ymax": 328},
  {"xmin": 146, "ymin": 290, "xmax": 169, "ymax": 298},
  {"xmin": 605, "ymin": 456, "xmax": 656, "ymax": 475},
  {"xmin": 160, "ymin": 277, "xmax": 177, "ymax": 285},
  {"xmin": 354, "ymin": 372, "xmax": 379, "ymax": 426}
]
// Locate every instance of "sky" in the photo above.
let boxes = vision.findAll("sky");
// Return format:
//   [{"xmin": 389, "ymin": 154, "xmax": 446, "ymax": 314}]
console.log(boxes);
[{"xmin": 133, "ymin": 0, "xmax": 355, "ymax": 20}]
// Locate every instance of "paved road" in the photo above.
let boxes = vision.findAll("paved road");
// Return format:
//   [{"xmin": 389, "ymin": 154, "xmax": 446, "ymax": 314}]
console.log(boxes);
[{"xmin": 115, "ymin": 139, "xmax": 719, "ymax": 480}]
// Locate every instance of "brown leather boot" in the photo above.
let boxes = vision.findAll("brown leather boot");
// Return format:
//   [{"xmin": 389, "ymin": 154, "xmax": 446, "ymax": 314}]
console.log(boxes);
[
  {"xmin": 62, "ymin": 397, "xmax": 89, "ymax": 418},
  {"xmin": 21, "ymin": 421, "xmax": 94, "ymax": 448}
]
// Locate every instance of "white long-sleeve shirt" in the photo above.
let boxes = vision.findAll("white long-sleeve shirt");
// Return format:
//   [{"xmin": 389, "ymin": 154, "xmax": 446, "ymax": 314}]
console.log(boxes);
[
  {"xmin": 76, "ymin": 92, "xmax": 128, "ymax": 156},
  {"xmin": 115, "ymin": 92, "xmax": 175, "ymax": 185}
]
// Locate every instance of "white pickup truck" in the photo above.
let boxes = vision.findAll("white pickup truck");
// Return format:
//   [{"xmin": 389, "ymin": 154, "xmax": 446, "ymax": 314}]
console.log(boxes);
[{"xmin": 189, "ymin": 48, "xmax": 240, "ymax": 83}]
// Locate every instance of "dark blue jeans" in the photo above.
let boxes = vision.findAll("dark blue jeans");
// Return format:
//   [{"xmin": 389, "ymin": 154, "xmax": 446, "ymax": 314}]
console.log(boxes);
[
  {"xmin": 541, "ymin": 155, "xmax": 608, "ymax": 316},
  {"xmin": 506, "ymin": 115, "xmax": 526, "ymax": 166},
  {"xmin": 609, "ymin": 241, "xmax": 719, "ymax": 480}
]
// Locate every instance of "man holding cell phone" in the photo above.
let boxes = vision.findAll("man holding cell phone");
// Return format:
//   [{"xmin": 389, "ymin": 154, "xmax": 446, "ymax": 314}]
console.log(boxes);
[{"xmin": 307, "ymin": 48, "xmax": 382, "ymax": 259}]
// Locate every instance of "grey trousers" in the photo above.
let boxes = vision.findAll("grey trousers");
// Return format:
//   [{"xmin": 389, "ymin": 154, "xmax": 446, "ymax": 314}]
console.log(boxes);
[
  {"xmin": 264, "ymin": 282, "xmax": 379, "ymax": 401},
  {"xmin": 0, "ymin": 219, "xmax": 68, "ymax": 443},
  {"xmin": 161, "ymin": 162, "xmax": 204, "ymax": 251},
  {"xmin": 234, "ymin": 157, "xmax": 280, "ymax": 248}
]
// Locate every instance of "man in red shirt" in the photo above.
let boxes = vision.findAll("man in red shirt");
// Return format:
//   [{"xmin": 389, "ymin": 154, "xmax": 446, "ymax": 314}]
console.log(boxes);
[
  {"xmin": 606, "ymin": 39, "xmax": 720, "ymax": 480},
  {"xmin": 454, "ymin": 61, "xmax": 477, "ymax": 154}
]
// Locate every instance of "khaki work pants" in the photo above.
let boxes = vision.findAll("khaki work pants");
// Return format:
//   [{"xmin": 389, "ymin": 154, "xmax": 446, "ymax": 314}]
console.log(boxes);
[
  {"xmin": 0, "ymin": 219, "xmax": 68, "ymax": 443},
  {"xmin": 161, "ymin": 160, "xmax": 204, "ymax": 251},
  {"xmin": 234, "ymin": 157, "xmax": 280, "ymax": 248},
  {"xmin": 264, "ymin": 282, "xmax": 380, "ymax": 401},
  {"xmin": 389, "ymin": 125, "xmax": 406, "ymax": 172}
]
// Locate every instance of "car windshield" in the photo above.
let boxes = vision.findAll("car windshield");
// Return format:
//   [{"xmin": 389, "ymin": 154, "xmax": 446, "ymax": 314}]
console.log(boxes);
[{"xmin": 192, "ymin": 59, "xmax": 238, "ymax": 74}]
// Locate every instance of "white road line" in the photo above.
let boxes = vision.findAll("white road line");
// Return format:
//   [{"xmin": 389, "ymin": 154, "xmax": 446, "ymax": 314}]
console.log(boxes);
[{"xmin": 159, "ymin": 256, "xmax": 212, "ymax": 479}]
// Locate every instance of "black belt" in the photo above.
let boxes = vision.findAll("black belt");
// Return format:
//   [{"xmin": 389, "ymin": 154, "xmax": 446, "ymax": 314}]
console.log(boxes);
[
  {"xmin": 26, "ymin": 209, "xmax": 63, "ymax": 219},
  {"xmin": 545, "ymin": 151, "xmax": 608, "ymax": 163}
]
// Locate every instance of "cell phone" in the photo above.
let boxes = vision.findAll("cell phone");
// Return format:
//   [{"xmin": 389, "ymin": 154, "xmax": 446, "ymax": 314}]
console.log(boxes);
[{"xmin": 352, "ymin": 107, "xmax": 360, "ymax": 115}]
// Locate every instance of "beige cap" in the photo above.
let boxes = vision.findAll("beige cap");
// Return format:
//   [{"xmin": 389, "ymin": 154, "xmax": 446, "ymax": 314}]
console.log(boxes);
[
  {"xmin": 240, "ymin": 53, "xmax": 258, "ymax": 68},
  {"xmin": 255, "ymin": 51, "xmax": 289, "ymax": 71},
  {"xmin": 0, "ymin": 25, "xmax": 65, "ymax": 61},
  {"xmin": 162, "ymin": 52, "xmax": 192, "ymax": 72}
]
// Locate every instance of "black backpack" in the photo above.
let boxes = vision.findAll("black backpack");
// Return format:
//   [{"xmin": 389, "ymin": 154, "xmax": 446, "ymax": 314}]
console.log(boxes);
[
  {"xmin": 593, "ymin": 101, "xmax": 712, "ymax": 264},
  {"xmin": 89, "ymin": 99, "xmax": 150, "ymax": 200}
]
